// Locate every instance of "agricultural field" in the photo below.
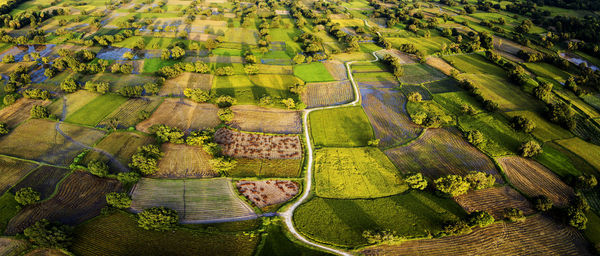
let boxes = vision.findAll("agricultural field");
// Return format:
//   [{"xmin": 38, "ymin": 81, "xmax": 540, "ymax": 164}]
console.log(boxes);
[
  {"xmin": 130, "ymin": 178, "xmax": 256, "ymax": 223},
  {"xmin": 453, "ymin": 186, "xmax": 535, "ymax": 219},
  {"xmin": 396, "ymin": 64, "xmax": 446, "ymax": 84},
  {"xmin": 0, "ymin": 98, "xmax": 50, "ymax": 128},
  {"xmin": 309, "ymin": 106, "xmax": 374, "ymax": 147},
  {"xmin": 5, "ymin": 171, "xmax": 122, "ymax": 235},
  {"xmin": 237, "ymin": 180, "xmax": 299, "ymax": 209},
  {"xmin": 555, "ymin": 137, "xmax": 600, "ymax": 171},
  {"xmin": 229, "ymin": 158, "xmax": 303, "ymax": 178},
  {"xmin": 0, "ymin": 237, "xmax": 29, "ymax": 256},
  {"xmin": 0, "ymin": 156, "xmax": 38, "ymax": 194},
  {"xmin": 384, "ymin": 128, "xmax": 501, "ymax": 180},
  {"xmin": 215, "ymin": 128, "xmax": 302, "ymax": 159},
  {"xmin": 302, "ymin": 81, "xmax": 354, "ymax": 108},
  {"xmin": 83, "ymin": 132, "xmax": 155, "ymax": 169},
  {"xmin": 160, "ymin": 73, "xmax": 213, "ymax": 96},
  {"xmin": 136, "ymin": 98, "xmax": 220, "ymax": 133},
  {"xmin": 314, "ymin": 147, "xmax": 407, "ymax": 199},
  {"xmin": 152, "ymin": 143, "xmax": 216, "ymax": 178},
  {"xmin": 64, "ymin": 94, "xmax": 128, "ymax": 126},
  {"xmin": 10, "ymin": 166, "xmax": 70, "ymax": 200},
  {"xmin": 230, "ymin": 105, "xmax": 302, "ymax": 134},
  {"xmin": 98, "ymin": 97, "xmax": 163, "ymax": 129},
  {"xmin": 498, "ymin": 156, "xmax": 575, "ymax": 207}
]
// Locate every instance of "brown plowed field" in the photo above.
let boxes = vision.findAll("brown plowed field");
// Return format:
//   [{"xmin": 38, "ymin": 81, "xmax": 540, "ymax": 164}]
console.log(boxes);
[
  {"xmin": 425, "ymin": 56, "xmax": 458, "ymax": 76},
  {"xmin": 5, "ymin": 171, "xmax": 122, "ymax": 235},
  {"xmin": 151, "ymin": 143, "xmax": 217, "ymax": 178},
  {"xmin": 160, "ymin": 73, "xmax": 213, "ymax": 96},
  {"xmin": 136, "ymin": 98, "xmax": 220, "ymax": 133},
  {"xmin": 498, "ymin": 156, "xmax": 574, "ymax": 207},
  {"xmin": 323, "ymin": 60, "xmax": 348, "ymax": 80},
  {"xmin": 237, "ymin": 180, "xmax": 299, "ymax": 208},
  {"xmin": 360, "ymin": 215, "xmax": 592, "ymax": 256},
  {"xmin": 0, "ymin": 98, "xmax": 50, "ymax": 128},
  {"xmin": 454, "ymin": 186, "xmax": 535, "ymax": 219},
  {"xmin": 229, "ymin": 105, "xmax": 302, "ymax": 134},
  {"xmin": 214, "ymin": 128, "xmax": 302, "ymax": 159},
  {"xmin": 302, "ymin": 81, "xmax": 354, "ymax": 108},
  {"xmin": 0, "ymin": 156, "xmax": 38, "ymax": 194}
]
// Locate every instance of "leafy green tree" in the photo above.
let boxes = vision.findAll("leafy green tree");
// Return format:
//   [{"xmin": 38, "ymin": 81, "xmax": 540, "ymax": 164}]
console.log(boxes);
[
  {"xmin": 566, "ymin": 207, "xmax": 587, "ymax": 230},
  {"xmin": 576, "ymin": 175, "xmax": 598, "ymax": 191},
  {"xmin": 532, "ymin": 195, "xmax": 553, "ymax": 211},
  {"xmin": 129, "ymin": 145, "xmax": 163, "ymax": 175},
  {"xmin": 519, "ymin": 141, "xmax": 542, "ymax": 158},
  {"xmin": 183, "ymin": 88, "xmax": 210, "ymax": 103},
  {"xmin": 143, "ymin": 82, "xmax": 159, "ymax": 95},
  {"xmin": 503, "ymin": 208, "xmax": 525, "ymax": 222},
  {"xmin": 137, "ymin": 207, "xmax": 179, "ymax": 231},
  {"xmin": 293, "ymin": 54, "xmax": 305, "ymax": 64},
  {"xmin": 15, "ymin": 187, "xmax": 40, "ymax": 206},
  {"xmin": 2, "ymin": 54, "xmax": 14, "ymax": 63},
  {"xmin": 441, "ymin": 220, "xmax": 472, "ymax": 236},
  {"xmin": 193, "ymin": 61, "xmax": 210, "ymax": 73},
  {"xmin": 464, "ymin": 130, "xmax": 486, "ymax": 146},
  {"xmin": 3, "ymin": 94, "xmax": 17, "ymax": 105},
  {"xmin": 205, "ymin": 39, "xmax": 218, "ymax": 53},
  {"xmin": 105, "ymin": 192, "xmax": 132, "ymax": 208},
  {"xmin": 215, "ymin": 95, "xmax": 236, "ymax": 108},
  {"xmin": 209, "ymin": 157, "xmax": 236, "ymax": 174},
  {"xmin": 149, "ymin": 124, "xmax": 184, "ymax": 143},
  {"xmin": 281, "ymin": 98, "xmax": 296, "ymax": 109},
  {"xmin": 117, "ymin": 172, "xmax": 141, "ymax": 186},
  {"xmin": 60, "ymin": 77, "xmax": 79, "ymax": 93},
  {"xmin": 244, "ymin": 54, "xmax": 257, "ymax": 64},
  {"xmin": 30, "ymin": 105, "xmax": 50, "ymax": 119},
  {"xmin": 88, "ymin": 160, "xmax": 109, "ymax": 177},
  {"xmin": 405, "ymin": 172, "xmax": 427, "ymax": 190},
  {"xmin": 510, "ymin": 115, "xmax": 536, "ymax": 133},
  {"xmin": 24, "ymin": 219, "xmax": 72, "ymax": 248},
  {"xmin": 215, "ymin": 66, "xmax": 234, "ymax": 76},
  {"xmin": 244, "ymin": 64, "xmax": 259, "ymax": 75},
  {"xmin": 464, "ymin": 171, "xmax": 495, "ymax": 190},
  {"xmin": 407, "ymin": 92, "xmax": 422, "ymax": 102},
  {"xmin": 122, "ymin": 51, "xmax": 135, "ymax": 60},
  {"xmin": 217, "ymin": 108, "xmax": 234, "ymax": 123},
  {"xmin": 170, "ymin": 46, "xmax": 185, "ymax": 59},
  {"xmin": 434, "ymin": 175, "xmax": 470, "ymax": 197},
  {"xmin": 0, "ymin": 122, "xmax": 9, "ymax": 135},
  {"xmin": 118, "ymin": 85, "xmax": 144, "ymax": 98},
  {"xmin": 467, "ymin": 210, "xmax": 494, "ymax": 227}
]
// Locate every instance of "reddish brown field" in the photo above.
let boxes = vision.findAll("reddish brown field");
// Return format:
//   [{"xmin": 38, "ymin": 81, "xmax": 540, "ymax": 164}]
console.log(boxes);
[
  {"xmin": 499, "ymin": 156, "xmax": 574, "ymax": 207},
  {"xmin": 136, "ymin": 98, "xmax": 220, "ymax": 133},
  {"xmin": 230, "ymin": 105, "xmax": 302, "ymax": 134},
  {"xmin": 236, "ymin": 180, "xmax": 299, "ymax": 208},
  {"xmin": 360, "ymin": 215, "xmax": 592, "ymax": 255},
  {"xmin": 0, "ymin": 98, "xmax": 50, "ymax": 127},
  {"xmin": 454, "ymin": 186, "xmax": 535, "ymax": 219},
  {"xmin": 151, "ymin": 143, "xmax": 217, "ymax": 178},
  {"xmin": 5, "ymin": 171, "xmax": 122, "ymax": 235},
  {"xmin": 214, "ymin": 128, "xmax": 302, "ymax": 159}
]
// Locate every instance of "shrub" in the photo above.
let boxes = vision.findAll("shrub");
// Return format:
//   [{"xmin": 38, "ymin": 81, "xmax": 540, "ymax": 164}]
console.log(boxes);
[
  {"xmin": 215, "ymin": 66, "xmax": 234, "ymax": 76},
  {"xmin": 88, "ymin": 160, "xmax": 109, "ymax": 177},
  {"xmin": 137, "ymin": 207, "xmax": 179, "ymax": 231},
  {"xmin": 405, "ymin": 172, "xmax": 427, "ymax": 190},
  {"xmin": 129, "ymin": 144, "xmax": 163, "ymax": 175},
  {"xmin": 217, "ymin": 108, "xmax": 234, "ymax": 123},
  {"xmin": 519, "ymin": 140, "xmax": 542, "ymax": 158},
  {"xmin": 434, "ymin": 175, "xmax": 470, "ymax": 197},
  {"xmin": 532, "ymin": 195, "xmax": 553, "ymax": 211},
  {"xmin": 467, "ymin": 210, "xmax": 494, "ymax": 227},
  {"xmin": 117, "ymin": 172, "xmax": 141, "ymax": 186},
  {"xmin": 575, "ymin": 174, "xmax": 598, "ymax": 191},
  {"xmin": 3, "ymin": 94, "xmax": 17, "ymax": 105},
  {"xmin": 509, "ymin": 115, "xmax": 536, "ymax": 133},
  {"xmin": 215, "ymin": 95, "xmax": 236, "ymax": 108},
  {"xmin": 60, "ymin": 77, "xmax": 79, "ymax": 93},
  {"xmin": 367, "ymin": 139, "xmax": 380, "ymax": 147},
  {"xmin": 15, "ymin": 187, "xmax": 41, "ymax": 206},
  {"xmin": 281, "ymin": 98, "xmax": 296, "ymax": 109},
  {"xmin": 441, "ymin": 220, "xmax": 472, "ymax": 236},
  {"xmin": 118, "ymin": 85, "xmax": 144, "ymax": 98},
  {"xmin": 566, "ymin": 207, "xmax": 587, "ymax": 230},
  {"xmin": 464, "ymin": 171, "xmax": 495, "ymax": 190},
  {"xmin": 244, "ymin": 64, "xmax": 259, "ymax": 75},
  {"xmin": 30, "ymin": 105, "xmax": 50, "ymax": 119},
  {"xmin": 143, "ymin": 82, "xmax": 159, "ymax": 95},
  {"xmin": 183, "ymin": 88, "xmax": 210, "ymax": 103},
  {"xmin": 0, "ymin": 123, "xmax": 9, "ymax": 136},
  {"xmin": 105, "ymin": 192, "xmax": 132, "ymax": 208},
  {"xmin": 503, "ymin": 208, "xmax": 525, "ymax": 222},
  {"xmin": 24, "ymin": 219, "xmax": 72, "ymax": 248},
  {"xmin": 407, "ymin": 92, "xmax": 422, "ymax": 102},
  {"xmin": 464, "ymin": 130, "xmax": 486, "ymax": 146}
]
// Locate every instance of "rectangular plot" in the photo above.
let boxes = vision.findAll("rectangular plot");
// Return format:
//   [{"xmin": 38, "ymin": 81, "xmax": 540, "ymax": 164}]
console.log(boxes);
[
  {"xmin": 425, "ymin": 79, "xmax": 462, "ymax": 94},
  {"xmin": 454, "ymin": 186, "xmax": 534, "ymax": 219},
  {"xmin": 0, "ymin": 156, "xmax": 38, "ymax": 195},
  {"xmin": 11, "ymin": 166, "xmax": 70, "ymax": 200},
  {"xmin": 302, "ymin": 81, "xmax": 354, "ymax": 108},
  {"xmin": 397, "ymin": 64, "xmax": 446, "ymax": 84},
  {"xmin": 400, "ymin": 85, "xmax": 433, "ymax": 100},
  {"xmin": 99, "ymin": 97, "xmax": 162, "ymax": 129},
  {"xmin": 230, "ymin": 158, "xmax": 302, "ymax": 178}
]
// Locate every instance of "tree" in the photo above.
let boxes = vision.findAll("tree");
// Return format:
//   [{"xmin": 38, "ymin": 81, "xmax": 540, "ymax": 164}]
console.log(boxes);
[
  {"xmin": 244, "ymin": 54, "xmax": 257, "ymax": 64},
  {"xmin": 441, "ymin": 220, "xmax": 472, "ymax": 236},
  {"xmin": 30, "ymin": 105, "xmax": 50, "ymax": 119},
  {"xmin": 434, "ymin": 175, "xmax": 470, "ymax": 197},
  {"xmin": 129, "ymin": 144, "xmax": 163, "ymax": 175},
  {"xmin": 215, "ymin": 66, "xmax": 234, "ymax": 76},
  {"xmin": 293, "ymin": 54, "xmax": 305, "ymax": 64},
  {"xmin": 150, "ymin": 124, "xmax": 184, "ymax": 143},
  {"xmin": 105, "ymin": 192, "xmax": 132, "ymax": 208},
  {"xmin": 547, "ymin": 102, "xmax": 575, "ymax": 130},
  {"xmin": 405, "ymin": 172, "xmax": 427, "ymax": 190},
  {"xmin": 215, "ymin": 95, "xmax": 236, "ymax": 108},
  {"xmin": 143, "ymin": 82, "xmax": 159, "ymax": 95},
  {"xmin": 122, "ymin": 51, "xmax": 135, "ymax": 60},
  {"xmin": 281, "ymin": 98, "xmax": 296, "ymax": 109},
  {"xmin": 532, "ymin": 195, "xmax": 553, "ymax": 211},
  {"xmin": 244, "ymin": 64, "xmax": 259, "ymax": 75},
  {"xmin": 2, "ymin": 54, "xmax": 14, "ymax": 63},
  {"xmin": 23, "ymin": 219, "xmax": 72, "ymax": 248},
  {"xmin": 465, "ymin": 130, "xmax": 486, "ymax": 146},
  {"xmin": 510, "ymin": 115, "xmax": 536, "ymax": 133},
  {"xmin": 464, "ymin": 171, "xmax": 495, "ymax": 190},
  {"xmin": 3, "ymin": 94, "xmax": 17, "ymax": 105},
  {"xmin": 209, "ymin": 157, "xmax": 236, "ymax": 174},
  {"xmin": 117, "ymin": 172, "xmax": 140, "ymax": 186},
  {"xmin": 407, "ymin": 92, "xmax": 422, "ymax": 102},
  {"xmin": 519, "ymin": 140, "xmax": 542, "ymax": 158},
  {"xmin": 503, "ymin": 208, "xmax": 525, "ymax": 222},
  {"xmin": 0, "ymin": 123, "xmax": 9, "ymax": 136},
  {"xmin": 88, "ymin": 160, "xmax": 109, "ymax": 177},
  {"xmin": 205, "ymin": 39, "xmax": 218, "ymax": 52},
  {"xmin": 566, "ymin": 207, "xmax": 587, "ymax": 230},
  {"xmin": 467, "ymin": 211, "xmax": 494, "ymax": 227},
  {"xmin": 15, "ymin": 187, "xmax": 40, "ymax": 206},
  {"xmin": 170, "ymin": 46, "xmax": 185, "ymax": 59},
  {"xmin": 60, "ymin": 77, "xmax": 79, "ymax": 93},
  {"xmin": 576, "ymin": 175, "xmax": 598, "ymax": 191},
  {"xmin": 217, "ymin": 108, "xmax": 234, "ymax": 123},
  {"xmin": 137, "ymin": 207, "xmax": 179, "ymax": 231},
  {"xmin": 183, "ymin": 88, "xmax": 210, "ymax": 103}
]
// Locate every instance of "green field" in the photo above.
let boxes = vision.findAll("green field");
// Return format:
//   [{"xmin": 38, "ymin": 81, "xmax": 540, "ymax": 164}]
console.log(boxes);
[
  {"xmin": 443, "ymin": 54, "xmax": 506, "ymax": 76},
  {"xmin": 294, "ymin": 191, "xmax": 466, "ymax": 247},
  {"xmin": 314, "ymin": 147, "xmax": 407, "ymax": 199},
  {"xmin": 294, "ymin": 62, "xmax": 336, "ymax": 83},
  {"xmin": 556, "ymin": 137, "xmax": 600, "ymax": 172},
  {"xmin": 535, "ymin": 142, "xmax": 597, "ymax": 177},
  {"xmin": 65, "ymin": 94, "xmax": 128, "ymax": 126},
  {"xmin": 229, "ymin": 158, "xmax": 303, "ymax": 178},
  {"xmin": 0, "ymin": 192, "xmax": 19, "ymax": 233},
  {"xmin": 433, "ymin": 91, "xmax": 485, "ymax": 116},
  {"xmin": 258, "ymin": 222, "xmax": 332, "ymax": 256},
  {"xmin": 505, "ymin": 111, "xmax": 573, "ymax": 142},
  {"xmin": 459, "ymin": 113, "xmax": 532, "ymax": 156},
  {"xmin": 523, "ymin": 62, "xmax": 572, "ymax": 84},
  {"xmin": 309, "ymin": 106, "xmax": 374, "ymax": 147},
  {"xmin": 397, "ymin": 64, "xmax": 446, "ymax": 84}
]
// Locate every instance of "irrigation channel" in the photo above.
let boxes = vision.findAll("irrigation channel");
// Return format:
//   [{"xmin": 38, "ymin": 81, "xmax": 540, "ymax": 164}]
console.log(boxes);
[{"xmin": 280, "ymin": 20, "xmax": 381, "ymax": 256}]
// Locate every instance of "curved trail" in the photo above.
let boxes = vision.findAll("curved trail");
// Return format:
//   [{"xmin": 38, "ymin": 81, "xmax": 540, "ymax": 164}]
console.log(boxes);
[
  {"xmin": 54, "ymin": 95, "xmax": 129, "ymax": 173},
  {"xmin": 281, "ymin": 20, "xmax": 381, "ymax": 255}
]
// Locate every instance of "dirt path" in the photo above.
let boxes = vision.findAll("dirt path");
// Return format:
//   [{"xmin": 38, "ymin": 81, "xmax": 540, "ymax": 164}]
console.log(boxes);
[
  {"xmin": 54, "ymin": 95, "xmax": 129, "ymax": 173},
  {"xmin": 280, "ymin": 20, "xmax": 381, "ymax": 256}
]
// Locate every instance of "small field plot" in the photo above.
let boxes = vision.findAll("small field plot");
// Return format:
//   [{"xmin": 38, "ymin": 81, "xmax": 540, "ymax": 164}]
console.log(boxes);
[
  {"xmin": 215, "ymin": 128, "xmax": 302, "ymax": 159},
  {"xmin": 556, "ymin": 137, "xmax": 600, "ymax": 172},
  {"xmin": 523, "ymin": 62, "xmax": 572, "ymax": 84},
  {"xmin": 360, "ymin": 88, "xmax": 422, "ymax": 148},
  {"xmin": 0, "ymin": 119, "xmax": 105, "ymax": 166},
  {"xmin": 136, "ymin": 98, "xmax": 220, "ymax": 133},
  {"xmin": 11, "ymin": 166, "xmax": 70, "ymax": 200},
  {"xmin": 443, "ymin": 53, "xmax": 505, "ymax": 76},
  {"xmin": 230, "ymin": 158, "xmax": 303, "ymax": 178},
  {"xmin": 433, "ymin": 91, "xmax": 485, "ymax": 116},
  {"xmin": 302, "ymin": 81, "xmax": 354, "ymax": 108},
  {"xmin": 98, "ymin": 97, "xmax": 162, "ymax": 129},
  {"xmin": 397, "ymin": 64, "xmax": 446, "ymax": 84},
  {"xmin": 385, "ymin": 128, "xmax": 500, "ymax": 179},
  {"xmin": 0, "ymin": 237, "xmax": 29, "ymax": 256},
  {"xmin": 499, "ymin": 156, "xmax": 574, "ymax": 207},
  {"xmin": 152, "ymin": 143, "xmax": 216, "ymax": 178},
  {"xmin": 360, "ymin": 215, "xmax": 592, "ymax": 255},
  {"xmin": 160, "ymin": 73, "xmax": 213, "ymax": 96},
  {"xmin": 71, "ymin": 211, "xmax": 259, "ymax": 256},
  {"xmin": 453, "ymin": 186, "xmax": 534, "ymax": 219},
  {"xmin": 294, "ymin": 62, "xmax": 336, "ymax": 83},
  {"xmin": 315, "ymin": 147, "xmax": 407, "ymax": 199},
  {"xmin": 460, "ymin": 73, "xmax": 544, "ymax": 112},
  {"xmin": 505, "ymin": 110, "xmax": 573, "ymax": 142},
  {"xmin": 65, "ymin": 94, "xmax": 128, "ymax": 126},
  {"xmin": 388, "ymin": 36, "xmax": 452, "ymax": 56},
  {"xmin": 425, "ymin": 57, "xmax": 458, "ymax": 76},
  {"xmin": 257, "ymin": 222, "xmax": 331, "ymax": 256},
  {"xmin": 309, "ymin": 106, "xmax": 374, "ymax": 147},
  {"xmin": 458, "ymin": 114, "xmax": 531, "ymax": 156},
  {"xmin": 535, "ymin": 142, "xmax": 597, "ymax": 177},
  {"xmin": 323, "ymin": 60, "xmax": 348, "ymax": 80},
  {"xmin": 230, "ymin": 105, "xmax": 302, "ymax": 134},
  {"xmin": 130, "ymin": 178, "xmax": 256, "ymax": 223},
  {"xmin": 211, "ymin": 75, "xmax": 257, "ymax": 104},
  {"xmin": 47, "ymin": 90, "xmax": 99, "ymax": 119},
  {"xmin": 5, "ymin": 172, "xmax": 122, "ymax": 235},
  {"xmin": 294, "ymin": 191, "xmax": 466, "ymax": 247},
  {"xmin": 0, "ymin": 98, "xmax": 50, "ymax": 128},
  {"xmin": 83, "ymin": 132, "xmax": 155, "ymax": 170},
  {"xmin": 354, "ymin": 71, "xmax": 399, "ymax": 88},
  {"xmin": 237, "ymin": 180, "xmax": 299, "ymax": 209},
  {"xmin": 24, "ymin": 248, "xmax": 68, "ymax": 256},
  {"xmin": 0, "ymin": 156, "xmax": 38, "ymax": 194},
  {"xmin": 424, "ymin": 79, "xmax": 462, "ymax": 94}
]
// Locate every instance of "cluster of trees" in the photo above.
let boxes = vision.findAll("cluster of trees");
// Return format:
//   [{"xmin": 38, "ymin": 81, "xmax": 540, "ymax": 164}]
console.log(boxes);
[
  {"xmin": 88, "ymin": 160, "xmax": 110, "ymax": 177},
  {"xmin": 156, "ymin": 61, "xmax": 210, "ymax": 79},
  {"xmin": 15, "ymin": 187, "xmax": 40, "ymax": 206},
  {"xmin": 129, "ymin": 144, "xmax": 163, "ymax": 175},
  {"xmin": 23, "ymin": 219, "xmax": 72, "ymax": 248},
  {"xmin": 22, "ymin": 88, "xmax": 51, "ymax": 100},
  {"xmin": 457, "ymin": 79, "xmax": 499, "ymax": 112},
  {"xmin": 137, "ymin": 207, "xmax": 178, "ymax": 231},
  {"xmin": 160, "ymin": 46, "xmax": 186, "ymax": 60},
  {"xmin": 0, "ymin": 122, "xmax": 9, "ymax": 136},
  {"xmin": 105, "ymin": 192, "xmax": 132, "ymax": 209},
  {"xmin": 381, "ymin": 54, "xmax": 404, "ymax": 80},
  {"xmin": 434, "ymin": 171, "xmax": 495, "ymax": 197},
  {"xmin": 30, "ymin": 105, "xmax": 50, "ymax": 119},
  {"xmin": 440, "ymin": 210, "xmax": 494, "ymax": 237}
]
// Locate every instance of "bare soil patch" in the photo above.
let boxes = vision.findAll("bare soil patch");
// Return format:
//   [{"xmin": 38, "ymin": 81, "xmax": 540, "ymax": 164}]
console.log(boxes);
[
  {"xmin": 0, "ymin": 237, "xmax": 29, "ymax": 256},
  {"xmin": 0, "ymin": 156, "xmax": 38, "ymax": 194},
  {"xmin": 136, "ymin": 98, "xmax": 220, "ymax": 133},
  {"xmin": 425, "ymin": 57, "xmax": 458, "ymax": 76},
  {"xmin": 152, "ymin": 143, "xmax": 216, "ymax": 178},
  {"xmin": 499, "ymin": 156, "xmax": 574, "ymax": 207},
  {"xmin": 230, "ymin": 105, "xmax": 302, "ymax": 134},
  {"xmin": 454, "ymin": 186, "xmax": 534, "ymax": 219},
  {"xmin": 214, "ymin": 128, "xmax": 302, "ymax": 159},
  {"xmin": 237, "ymin": 180, "xmax": 299, "ymax": 208}
]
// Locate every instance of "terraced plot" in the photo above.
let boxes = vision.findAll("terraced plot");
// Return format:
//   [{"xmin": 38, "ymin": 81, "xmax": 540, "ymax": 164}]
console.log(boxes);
[
  {"xmin": 130, "ymin": 178, "xmax": 256, "ymax": 223},
  {"xmin": 0, "ymin": 156, "xmax": 38, "ymax": 194},
  {"xmin": 230, "ymin": 105, "xmax": 302, "ymax": 134},
  {"xmin": 5, "ymin": 172, "xmax": 122, "ymax": 235},
  {"xmin": 360, "ymin": 215, "xmax": 592, "ymax": 255},
  {"xmin": 152, "ymin": 143, "xmax": 216, "ymax": 178},
  {"xmin": 499, "ymin": 156, "xmax": 574, "ymax": 207},
  {"xmin": 302, "ymin": 81, "xmax": 354, "ymax": 108},
  {"xmin": 453, "ymin": 186, "xmax": 535, "ymax": 219},
  {"xmin": 136, "ymin": 98, "xmax": 220, "ymax": 133},
  {"xmin": 360, "ymin": 88, "xmax": 422, "ymax": 148}
]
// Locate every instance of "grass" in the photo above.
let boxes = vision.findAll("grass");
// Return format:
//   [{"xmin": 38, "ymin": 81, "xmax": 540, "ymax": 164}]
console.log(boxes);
[
  {"xmin": 584, "ymin": 211, "xmax": 600, "ymax": 247},
  {"xmin": 443, "ymin": 53, "xmax": 506, "ymax": 76},
  {"xmin": 142, "ymin": 58, "xmax": 180, "ymax": 73},
  {"xmin": 309, "ymin": 106, "xmax": 374, "ymax": 147},
  {"xmin": 523, "ymin": 62, "xmax": 572, "ymax": 84},
  {"xmin": 47, "ymin": 90, "xmax": 99, "ymax": 118},
  {"xmin": 293, "ymin": 191, "xmax": 466, "ymax": 247},
  {"xmin": 65, "ymin": 94, "xmax": 128, "ymax": 126},
  {"xmin": 433, "ymin": 91, "xmax": 485, "ymax": 116},
  {"xmin": 388, "ymin": 36, "xmax": 452, "ymax": 56},
  {"xmin": 314, "ymin": 147, "xmax": 407, "ymax": 199},
  {"xmin": 425, "ymin": 79, "xmax": 463, "ymax": 94},
  {"xmin": 534, "ymin": 142, "xmax": 597, "ymax": 178},
  {"xmin": 459, "ymin": 73, "xmax": 543, "ymax": 112},
  {"xmin": 71, "ymin": 211, "xmax": 259, "ymax": 256},
  {"xmin": 258, "ymin": 222, "xmax": 331, "ymax": 256},
  {"xmin": 458, "ymin": 113, "xmax": 532, "ymax": 156},
  {"xmin": 505, "ymin": 111, "xmax": 573, "ymax": 142},
  {"xmin": 555, "ymin": 137, "xmax": 600, "ymax": 173},
  {"xmin": 294, "ymin": 62, "xmax": 336, "ymax": 83},
  {"xmin": 398, "ymin": 64, "xmax": 446, "ymax": 84},
  {"xmin": 0, "ymin": 192, "xmax": 19, "ymax": 233}
]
